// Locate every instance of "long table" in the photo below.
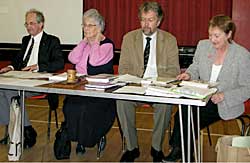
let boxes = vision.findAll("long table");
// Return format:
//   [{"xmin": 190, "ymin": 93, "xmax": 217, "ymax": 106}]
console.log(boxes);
[{"xmin": 0, "ymin": 77, "xmax": 209, "ymax": 163}]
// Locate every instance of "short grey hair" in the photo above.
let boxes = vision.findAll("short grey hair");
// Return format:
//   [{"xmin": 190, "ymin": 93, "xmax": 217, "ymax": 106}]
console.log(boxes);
[
  {"xmin": 83, "ymin": 9, "xmax": 105, "ymax": 32},
  {"xmin": 25, "ymin": 8, "xmax": 45, "ymax": 24}
]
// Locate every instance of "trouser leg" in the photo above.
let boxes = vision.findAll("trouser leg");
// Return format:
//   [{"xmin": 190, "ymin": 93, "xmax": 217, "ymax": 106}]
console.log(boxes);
[
  {"xmin": 117, "ymin": 100, "xmax": 138, "ymax": 150},
  {"xmin": 0, "ymin": 89, "xmax": 31, "ymax": 126},
  {"xmin": 152, "ymin": 103, "xmax": 173, "ymax": 151}
]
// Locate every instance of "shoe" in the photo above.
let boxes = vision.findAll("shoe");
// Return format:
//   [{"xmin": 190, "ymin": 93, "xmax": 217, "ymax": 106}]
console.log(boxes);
[
  {"xmin": 0, "ymin": 135, "xmax": 9, "ymax": 145},
  {"xmin": 76, "ymin": 143, "xmax": 86, "ymax": 155},
  {"xmin": 151, "ymin": 147, "xmax": 165, "ymax": 162},
  {"xmin": 162, "ymin": 147, "xmax": 182, "ymax": 162},
  {"xmin": 24, "ymin": 125, "xmax": 37, "ymax": 149},
  {"xmin": 120, "ymin": 148, "xmax": 140, "ymax": 162}
]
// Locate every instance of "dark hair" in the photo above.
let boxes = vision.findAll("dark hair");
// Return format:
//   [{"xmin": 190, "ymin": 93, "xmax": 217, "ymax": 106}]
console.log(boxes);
[
  {"xmin": 209, "ymin": 15, "xmax": 236, "ymax": 43},
  {"xmin": 138, "ymin": 1, "xmax": 163, "ymax": 22}
]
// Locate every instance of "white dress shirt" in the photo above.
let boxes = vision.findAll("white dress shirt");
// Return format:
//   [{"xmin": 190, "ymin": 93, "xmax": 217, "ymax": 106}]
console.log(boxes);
[
  {"xmin": 23, "ymin": 31, "xmax": 43, "ymax": 70},
  {"xmin": 143, "ymin": 32, "xmax": 158, "ymax": 79}
]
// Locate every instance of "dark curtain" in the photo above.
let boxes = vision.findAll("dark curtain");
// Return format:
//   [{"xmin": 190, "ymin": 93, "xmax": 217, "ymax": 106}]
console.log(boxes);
[{"xmin": 83, "ymin": 0, "xmax": 232, "ymax": 48}]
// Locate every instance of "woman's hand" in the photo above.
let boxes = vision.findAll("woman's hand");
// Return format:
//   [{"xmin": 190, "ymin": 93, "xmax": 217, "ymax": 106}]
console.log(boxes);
[
  {"xmin": 176, "ymin": 72, "xmax": 191, "ymax": 81},
  {"xmin": 211, "ymin": 92, "xmax": 224, "ymax": 104},
  {"xmin": 94, "ymin": 32, "xmax": 104, "ymax": 43}
]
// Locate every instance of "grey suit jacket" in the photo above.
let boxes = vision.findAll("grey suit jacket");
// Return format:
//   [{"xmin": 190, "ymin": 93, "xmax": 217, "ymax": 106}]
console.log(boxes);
[
  {"xmin": 119, "ymin": 29, "xmax": 180, "ymax": 78},
  {"xmin": 187, "ymin": 39, "xmax": 250, "ymax": 120}
]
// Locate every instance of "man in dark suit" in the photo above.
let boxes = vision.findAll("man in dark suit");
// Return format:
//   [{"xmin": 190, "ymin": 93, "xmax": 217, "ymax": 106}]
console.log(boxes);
[{"xmin": 0, "ymin": 9, "xmax": 64, "ymax": 148}]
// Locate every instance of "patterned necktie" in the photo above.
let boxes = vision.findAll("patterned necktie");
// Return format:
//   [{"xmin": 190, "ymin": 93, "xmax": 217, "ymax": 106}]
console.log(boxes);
[
  {"xmin": 22, "ymin": 38, "xmax": 34, "ymax": 68},
  {"xmin": 144, "ymin": 37, "xmax": 151, "ymax": 70}
]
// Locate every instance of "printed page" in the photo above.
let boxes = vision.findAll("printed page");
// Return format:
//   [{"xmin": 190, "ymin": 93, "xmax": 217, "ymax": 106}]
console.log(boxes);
[{"xmin": 113, "ymin": 86, "xmax": 146, "ymax": 95}]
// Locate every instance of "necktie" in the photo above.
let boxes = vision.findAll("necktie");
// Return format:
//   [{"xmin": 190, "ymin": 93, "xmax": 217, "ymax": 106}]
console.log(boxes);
[
  {"xmin": 144, "ymin": 37, "xmax": 151, "ymax": 70},
  {"xmin": 22, "ymin": 38, "xmax": 34, "ymax": 68}
]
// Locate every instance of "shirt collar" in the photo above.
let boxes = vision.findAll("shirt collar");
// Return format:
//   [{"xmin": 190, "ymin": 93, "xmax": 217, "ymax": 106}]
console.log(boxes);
[
  {"xmin": 31, "ymin": 31, "xmax": 43, "ymax": 43},
  {"xmin": 142, "ymin": 31, "xmax": 157, "ymax": 40}
]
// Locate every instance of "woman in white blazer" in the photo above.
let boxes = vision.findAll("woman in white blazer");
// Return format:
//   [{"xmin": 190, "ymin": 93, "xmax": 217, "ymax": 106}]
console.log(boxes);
[{"xmin": 164, "ymin": 15, "xmax": 250, "ymax": 162}]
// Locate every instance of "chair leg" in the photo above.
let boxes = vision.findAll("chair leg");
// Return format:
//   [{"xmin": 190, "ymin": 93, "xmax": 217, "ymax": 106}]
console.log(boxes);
[
  {"xmin": 115, "ymin": 110, "xmax": 126, "ymax": 152},
  {"xmin": 54, "ymin": 108, "xmax": 59, "ymax": 128},
  {"xmin": 97, "ymin": 136, "xmax": 106, "ymax": 159},
  {"xmin": 47, "ymin": 108, "xmax": 52, "ymax": 139},
  {"xmin": 207, "ymin": 126, "xmax": 212, "ymax": 146},
  {"xmin": 236, "ymin": 116, "xmax": 245, "ymax": 136}
]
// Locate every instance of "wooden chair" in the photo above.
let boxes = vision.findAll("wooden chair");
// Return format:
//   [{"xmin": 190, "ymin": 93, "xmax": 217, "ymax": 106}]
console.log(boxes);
[{"xmin": 205, "ymin": 99, "xmax": 250, "ymax": 146}]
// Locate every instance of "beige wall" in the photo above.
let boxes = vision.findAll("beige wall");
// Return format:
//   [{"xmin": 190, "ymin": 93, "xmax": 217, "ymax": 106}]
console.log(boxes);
[{"xmin": 0, "ymin": 0, "xmax": 82, "ymax": 44}]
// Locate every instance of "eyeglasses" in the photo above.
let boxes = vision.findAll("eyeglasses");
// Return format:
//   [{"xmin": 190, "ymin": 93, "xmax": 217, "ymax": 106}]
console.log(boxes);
[
  {"xmin": 81, "ymin": 24, "xmax": 96, "ymax": 28},
  {"xmin": 24, "ymin": 22, "xmax": 38, "ymax": 27}
]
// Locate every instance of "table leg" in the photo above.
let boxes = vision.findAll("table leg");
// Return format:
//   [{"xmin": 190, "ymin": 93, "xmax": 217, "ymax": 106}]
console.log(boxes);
[
  {"xmin": 178, "ymin": 104, "xmax": 185, "ymax": 163},
  {"xmin": 187, "ymin": 105, "xmax": 191, "ymax": 162},
  {"xmin": 20, "ymin": 90, "xmax": 25, "ymax": 156},
  {"xmin": 197, "ymin": 106, "xmax": 200, "ymax": 162}
]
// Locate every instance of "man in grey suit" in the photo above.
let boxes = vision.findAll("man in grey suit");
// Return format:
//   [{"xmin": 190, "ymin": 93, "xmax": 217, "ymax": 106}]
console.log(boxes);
[{"xmin": 117, "ymin": 2, "xmax": 180, "ymax": 162}]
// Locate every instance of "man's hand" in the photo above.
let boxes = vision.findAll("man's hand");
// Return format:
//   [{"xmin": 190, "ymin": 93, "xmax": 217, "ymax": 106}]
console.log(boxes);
[
  {"xmin": 21, "ymin": 64, "xmax": 38, "ymax": 71},
  {"xmin": 0, "ymin": 67, "xmax": 12, "ymax": 74}
]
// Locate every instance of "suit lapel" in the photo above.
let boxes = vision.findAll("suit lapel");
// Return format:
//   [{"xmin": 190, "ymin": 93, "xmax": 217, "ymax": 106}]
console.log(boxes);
[
  {"xmin": 217, "ymin": 43, "xmax": 234, "ymax": 81},
  {"xmin": 135, "ymin": 31, "xmax": 144, "ymax": 65},
  {"xmin": 38, "ymin": 32, "xmax": 48, "ymax": 60},
  {"xmin": 156, "ymin": 30, "xmax": 164, "ymax": 65}
]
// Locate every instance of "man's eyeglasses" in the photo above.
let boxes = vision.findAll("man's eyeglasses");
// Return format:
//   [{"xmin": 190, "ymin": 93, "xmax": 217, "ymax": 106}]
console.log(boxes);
[
  {"xmin": 24, "ymin": 22, "xmax": 38, "ymax": 27},
  {"xmin": 81, "ymin": 24, "xmax": 96, "ymax": 28}
]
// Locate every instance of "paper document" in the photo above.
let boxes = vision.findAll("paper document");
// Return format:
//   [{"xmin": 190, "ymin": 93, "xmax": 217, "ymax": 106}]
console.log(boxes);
[
  {"xmin": 0, "ymin": 71, "xmax": 52, "ymax": 79},
  {"xmin": 0, "ymin": 77, "xmax": 54, "ymax": 87},
  {"xmin": 113, "ymin": 86, "xmax": 146, "ymax": 95},
  {"xmin": 171, "ymin": 85, "xmax": 217, "ymax": 99},
  {"xmin": 86, "ymin": 74, "xmax": 116, "ymax": 83},
  {"xmin": 114, "ymin": 74, "xmax": 142, "ymax": 84},
  {"xmin": 49, "ymin": 72, "xmax": 85, "ymax": 81},
  {"xmin": 145, "ymin": 86, "xmax": 181, "ymax": 98},
  {"xmin": 180, "ymin": 80, "xmax": 218, "ymax": 88}
]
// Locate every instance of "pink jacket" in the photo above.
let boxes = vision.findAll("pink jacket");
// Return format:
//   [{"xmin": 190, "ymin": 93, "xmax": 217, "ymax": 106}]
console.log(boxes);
[{"xmin": 68, "ymin": 39, "xmax": 113, "ymax": 74}]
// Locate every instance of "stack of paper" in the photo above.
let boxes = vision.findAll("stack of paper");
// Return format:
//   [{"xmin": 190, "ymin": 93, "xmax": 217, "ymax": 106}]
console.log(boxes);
[
  {"xmin": 85, "ymin": 82, "xmax": 117, "ymax": 89},
  {"xmin": 180, "ymin": 80, "xmax": 218, "ymax": 88},
  {"xmin": 0, "ymin": 70, "xmax": 52, "ymax": 79},
  {"xmin": 113, "ymin": 86, "xmax": 146, "ymax": 95},
  {"xmin": 145, "ymin": 86, "xmax": 181, "ymax": 98},
  {"xmin": 171, "ymin": 85, "xmax": 217, "ymax": 99},
  {"xmin": 49, "ymin": 72, "xmax": 85, "ymax": 81},
  {"xmin": 114, "ymin": 74, "xmax": 142, "ymax": 84},
  {"xmin": 86, "ymin": 74, "xmax": 117, "ymax": 83}
]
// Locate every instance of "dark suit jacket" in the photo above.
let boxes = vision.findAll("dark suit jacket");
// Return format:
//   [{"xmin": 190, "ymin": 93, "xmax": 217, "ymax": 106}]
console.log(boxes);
[{"xmin": 12, "ymin": 32, "xmax": 64, "ymax": 72}]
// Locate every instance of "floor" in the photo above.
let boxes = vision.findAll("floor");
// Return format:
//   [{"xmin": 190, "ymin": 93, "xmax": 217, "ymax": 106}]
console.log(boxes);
[{"xmin": 0, "ymin": 95, "xmax": 244, "ymax": 162}]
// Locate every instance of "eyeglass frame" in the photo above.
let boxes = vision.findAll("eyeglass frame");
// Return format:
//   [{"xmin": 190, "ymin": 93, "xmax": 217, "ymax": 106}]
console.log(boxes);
[{"xmin": 81, "ymin": 23, "xmax": 97, "ymax": 28}]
